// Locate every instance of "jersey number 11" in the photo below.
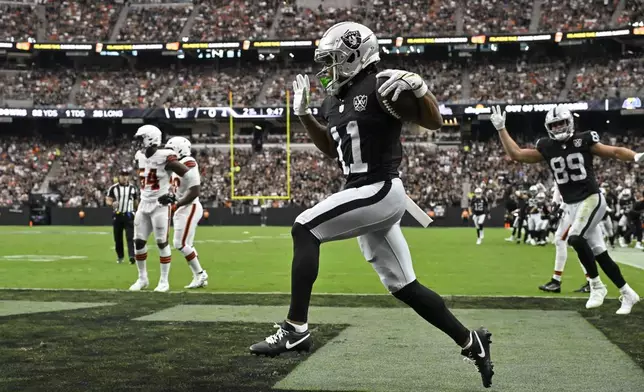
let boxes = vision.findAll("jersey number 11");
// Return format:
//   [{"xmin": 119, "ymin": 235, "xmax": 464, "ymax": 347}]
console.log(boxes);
[{"xmin": 330, "ymin": 120, "xmax": 368, "ymax": 175}]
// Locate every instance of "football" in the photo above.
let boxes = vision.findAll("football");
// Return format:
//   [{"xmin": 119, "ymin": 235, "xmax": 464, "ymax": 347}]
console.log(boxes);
[{"xmin": 375, "ymin": 76, "xmax": 422, "ymax": 123}]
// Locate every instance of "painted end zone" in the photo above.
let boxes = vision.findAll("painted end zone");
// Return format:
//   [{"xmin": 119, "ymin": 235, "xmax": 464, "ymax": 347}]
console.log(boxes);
[
  {"xmin": 0, "ymin": 300, "xmax": 114, "ymax": 317},
  {"xmin": 137, "ymin": 305, "xmax": 644, "ymax": 392}
]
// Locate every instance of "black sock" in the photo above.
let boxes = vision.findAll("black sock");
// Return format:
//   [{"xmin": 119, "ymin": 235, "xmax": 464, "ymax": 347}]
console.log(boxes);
[
  {"xmin": 476, "ymin": 228, "xmax": 481, "ymax": 238},
  {"xmin": 568, "ymin": 235, "xmax": 599, "ymax": 278},
  {"xmin": 512, "ymin": 227, "xmax": 517, "ymax": 236},
  {"xmin": 393, "ymin": 280, "xmax": 470, "ymax": 347},
  {"xmin": 595, "ymin": 251, "xmax": 626, "ymax": 288},
  {"xmin": 286, "ymin": 223, "xmax": 321, "ymax": 323}
]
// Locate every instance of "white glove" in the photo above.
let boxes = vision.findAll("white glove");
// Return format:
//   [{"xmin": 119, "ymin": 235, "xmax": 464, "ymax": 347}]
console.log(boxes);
[
  {"xmin": 635, "ymin": 152, "xmax": 643, "ymax": 163},
  {"xmin": 376, "ymin": 69, "xmax": 428, "ymax": 102},
  {"xmin": 292, "ymin": 74, "xmax": 311, "ymax": 116},
  {"xmin": 490, "ymin": 105, "xmax": 506, "ymax": 131}
]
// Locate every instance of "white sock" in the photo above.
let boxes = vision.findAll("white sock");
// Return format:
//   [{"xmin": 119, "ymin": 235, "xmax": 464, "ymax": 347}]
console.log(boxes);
[
  {"xmin": 552, "ymin": 273, "xmax": 562, "ymax": 282},
  {"xmin": 181, "ymin": 246, "xmax": 203, "ymax": 276},
  {"xmin": 159, "ymin": 245, "xmax": 171, "ymax": 282},
  {"xmin": 480, "ymin": 230, "xmax": 484, "ymax": 239},
  {"xmin": 590, "ymin": 276, "xmax": 603, "ymax": 286},
  {"xmin": 134, "ymin": 246, "xmax": 148, "ymax": 280},
  {"xmin": 462, "ymin": 332, "xmax": 473, "ymax": 349},
  {"xmin": 619, "ymin": 283, "xmax": 631, "ymax": 294},
  {"xmin": 286, "ymin": 320, "xmax": 308, "ymax": 333},
  {"xmin": 553, "ymin": 239, "xmax": 567, "ymax": 280}
]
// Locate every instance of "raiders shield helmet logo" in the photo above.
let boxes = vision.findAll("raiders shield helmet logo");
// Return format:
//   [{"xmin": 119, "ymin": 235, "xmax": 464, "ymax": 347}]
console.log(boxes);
[
  {"xmin": 341, "ymin": 30, "xmax": 362, "ymax": 50},
  {"xmin": 573, "ymin": 138, "xmax": 582, "ymax": 147}
]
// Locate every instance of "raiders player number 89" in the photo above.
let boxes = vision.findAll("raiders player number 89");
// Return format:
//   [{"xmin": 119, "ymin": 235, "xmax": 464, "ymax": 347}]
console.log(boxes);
[
  {"xmin": 249, "ymin": 21, "xmax": 496, "ymax": 389},
  {"xmin": 491, "ymin": 105, "xmax": 642, "ymax": 315}
]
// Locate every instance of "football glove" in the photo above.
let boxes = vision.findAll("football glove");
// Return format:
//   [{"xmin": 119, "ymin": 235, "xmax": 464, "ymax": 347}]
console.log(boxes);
[
  {"xmin": 292, "ymin": 74, "xmax": 311, "ymax": 116},
  {"xmin": 635, "ymin": 152, "xmax": 643, "ymax": 163},
  {"xmin": 376, "ymin": 69, "xmax": 428, "ymax": 102},
  {"xmin": 157, "ymin": 193, "xmax": 177, "ymax": 206},
  {"xmin": 490, "ymin": 105, "xmax": 506, "ymax": 131}
]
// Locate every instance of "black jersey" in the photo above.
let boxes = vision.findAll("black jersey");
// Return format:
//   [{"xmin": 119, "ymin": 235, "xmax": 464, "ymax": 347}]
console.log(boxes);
[
  {"xmin": 471, "ymin": 196, "xmax": 488, "ymax": 215},
  {"xmin": 517, "ymin": 197, "xmax": 528, "ymax": 216},
  {"xmin": 619, "ymin": 196, "xmax": 635, "ymax": 215},
  {"xmin": 536, "ymin": 131, "xmax": 600, "ymax": 204},
  {"xmin": 605, "ymin": 191, "xmax": 618, "ymax": 219},
  {"xmin": 321, "ymin": 71, "xmax": 403, "ymax": 189}
]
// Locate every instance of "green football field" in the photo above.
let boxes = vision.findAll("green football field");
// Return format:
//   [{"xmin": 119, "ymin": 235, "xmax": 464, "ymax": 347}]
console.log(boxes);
[{"xmin": 0, "ymin": 226, "xmax": 643, "ymax": 391}]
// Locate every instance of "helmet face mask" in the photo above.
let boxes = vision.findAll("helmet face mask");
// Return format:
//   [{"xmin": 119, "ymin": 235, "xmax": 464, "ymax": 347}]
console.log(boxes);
[
  {"xmin": 545, "ymin": 107, "xmax": 574, "ymax": 142},
  {"xmin": 474, "ymin": 187, "xmax": 483, "ymax": 197},
  {"xmin": 314, "ymin": 22, "xmax": 380, "ymax": 96},
  {"xmin": 135, "ymin": 125, "xmax": 162, "ymax": 152}
]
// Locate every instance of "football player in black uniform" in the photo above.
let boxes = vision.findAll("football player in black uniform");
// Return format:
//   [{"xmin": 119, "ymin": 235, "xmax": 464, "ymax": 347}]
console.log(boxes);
[
  {"xmin": 469, "ymin": 187, "xmax": 489, "ymax": 245},
  {"xmin": 249, "ymin": 22, "xmax": 494, "ymax": 388},
  {"xmin": 617, "ymin": 188, "xmax": 642, "ymax": 249},
  {"xmin": 491, "ymin": 105, "xmax": 642, "ymax": 314}
]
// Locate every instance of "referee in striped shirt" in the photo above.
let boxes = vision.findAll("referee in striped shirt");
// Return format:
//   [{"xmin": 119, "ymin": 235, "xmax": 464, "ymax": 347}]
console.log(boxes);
[{"xmin": 106, "ymin": 169, "xmax": 139, "ymax": 264}]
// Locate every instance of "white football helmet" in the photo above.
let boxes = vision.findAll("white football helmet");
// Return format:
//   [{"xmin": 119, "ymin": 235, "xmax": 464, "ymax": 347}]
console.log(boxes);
[
  {"xmin": 545, "ymin": 106, "xmax": 574, "ymax": 141},
  {"xmin": 474, "ymin": 187, "xmax": 483, "ymax": 197},
  {"xmin": 165, "ymin": 136, "xmax": 192, "ymax": 158},
  {"xmin": 536, "ymin": 192, "xmax": 546, "ymax": 203},
  {"xmin": 314, "ymin": 22, "xmax": 380, "ymax": 96},
  {"xmin": 619, "ymin": 188, "xmax": 632, "ymax": 200},
  {"xmin": 135, "ymin": 125, "xmax": 162, "ymax": 148},
  {"xmin": 529, "ymin": 185, "xmax": 538, "ymax": 197}
]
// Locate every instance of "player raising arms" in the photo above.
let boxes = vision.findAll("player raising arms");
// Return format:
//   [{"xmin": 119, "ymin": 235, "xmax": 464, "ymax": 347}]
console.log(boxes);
[
  {"xmin": 249, "ymin": 22, "xmax": 494, "ymax": 388},
  {"xmin": 162, "ymin": 136, "xmax": 208, "ymax": 289},
  {"xmin": 129, "ymin": 125, "xmax": 190, "ymax": 292},
  {"xmin": 491, "ymin": 105, "xmax": 642, "ymax": 314}
]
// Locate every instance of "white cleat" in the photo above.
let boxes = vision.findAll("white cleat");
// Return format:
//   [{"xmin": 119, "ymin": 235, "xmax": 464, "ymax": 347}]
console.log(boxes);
[
  {"xmin": 504, "ymin": 237, "xmax": 514, "ymax": 242},
  {"xmin": 616, "ymin": 289, "xmax": 640, "ymax": 315},
  {"xmin": 154, "ymin": 281, "xmax": 170, "ymax": 292},
  {"xmin": 476, "ymin": 238, "xmax": 482, "ymax": 245},
  {"xmin": 586, "ymin": 282, "xmax": 608, "ymax": 309},
  {"xmin": 635, "ymin": 242, "xmax": 644, "ymax": 250},
  {"xmin": 618, "ymin": 237, "xmax": 628, "ymax": 248},
  {"xmin": 529, "ymin": 238, "xmax": 537, "ymax": 246},
  {"xmin": 129, "ymin": 278, "xmax": 149, "ymax": 291},
  {"xmin": 184, "ymin": 270, "xmax": 209, "ymax": 289}
]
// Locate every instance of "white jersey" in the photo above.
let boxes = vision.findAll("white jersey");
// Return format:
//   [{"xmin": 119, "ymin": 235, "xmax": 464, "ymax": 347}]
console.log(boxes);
[
  {"xmin": 172, "ymin": 156, "xmax": 200, "ymax": 204},
  {"xmin": 135, "ymin": 148, "xmax": 177, "ymax": 202}
]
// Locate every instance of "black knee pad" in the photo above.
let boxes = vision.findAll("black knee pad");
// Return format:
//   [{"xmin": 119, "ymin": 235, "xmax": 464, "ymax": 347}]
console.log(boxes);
[
  {"xmin": 567, "ymin": 234, "xmax": 585, "ymax": 249},
  {"xmin": 134, "ymin": 239, "xmax": 146, "ymax": 250},
  {"xmin": 291, "ymin": 223, "xmax": 320, "ymax": 246}
]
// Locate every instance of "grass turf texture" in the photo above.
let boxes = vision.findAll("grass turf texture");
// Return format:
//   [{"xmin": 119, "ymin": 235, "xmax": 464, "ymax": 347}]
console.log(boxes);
[
  {"xmin": 0, "ymin": 291, "xmax": 643, "ymax": 392},
  {"xmin": 1, "ymin": 226, "xmax": 643, "ymax": 297}
]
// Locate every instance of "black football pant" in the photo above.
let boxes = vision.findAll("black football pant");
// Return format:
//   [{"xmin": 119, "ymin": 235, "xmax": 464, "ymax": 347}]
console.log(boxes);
[{"xmin": 113, "ymin": 213, "xmax": 135, "ymax": 260}]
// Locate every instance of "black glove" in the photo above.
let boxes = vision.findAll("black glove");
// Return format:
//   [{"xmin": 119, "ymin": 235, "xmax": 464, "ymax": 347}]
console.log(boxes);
[{"xmin": 157, "ymin": 193, "xmax": 177, "ymax": 206}]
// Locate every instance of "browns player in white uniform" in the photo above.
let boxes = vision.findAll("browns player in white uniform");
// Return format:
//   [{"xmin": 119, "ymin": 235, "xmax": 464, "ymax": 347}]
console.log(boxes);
[
  {"xmin": 164, "ymin": 136, "xmax": 207, "ymax": 289},
  {"xmin": 129, "ymin": 125, "xmax": 190, "ymax": 293}
]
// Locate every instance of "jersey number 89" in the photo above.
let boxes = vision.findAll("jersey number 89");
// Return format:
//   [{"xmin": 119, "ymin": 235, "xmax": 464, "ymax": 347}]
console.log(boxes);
[{"xmin": 549, "ymin": 152, "xmax": 587, "ymax": 185}]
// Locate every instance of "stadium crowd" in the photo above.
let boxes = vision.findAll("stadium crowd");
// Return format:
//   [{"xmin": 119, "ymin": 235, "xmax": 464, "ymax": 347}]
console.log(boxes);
[
  {"xmin": 5, "ymin": 57, "xmax": 642, "ymax": 107},
  {"xmin": 3, "ymin": 132, "xmax": 641, "ymax": 211},
  {"xmin": 0, "ymin": 0, "xmax": 638, "ymax": 42},
  {"xmin": 45, "ymin": 0, "xmax": 122, "ymax": 42}
]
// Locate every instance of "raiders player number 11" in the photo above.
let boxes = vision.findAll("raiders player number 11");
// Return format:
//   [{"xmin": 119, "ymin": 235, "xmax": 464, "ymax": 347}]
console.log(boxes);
[{"xmin": 249, "ymin": 22, "xmax": 495, "ymax": 389}]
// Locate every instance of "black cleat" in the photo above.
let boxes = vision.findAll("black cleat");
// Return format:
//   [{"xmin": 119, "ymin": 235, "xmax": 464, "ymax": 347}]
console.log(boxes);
[
  {"xmin": 249, "ymin": 322, "xmax": 312, "ymax": 357},
  {"xmin": 538, "ymin": 279, "xmax": 561, "ymax": 293},
  {"xmin": 461, "ymin": 328, "xmax": 494, "ymax": 388},
  {"xmin": 574, "ymin": 282, "xmax": 590, "ymax": 293},
  {"xmin": 129, "ymin": 257, "xmax": 135, "ymax": 264}
]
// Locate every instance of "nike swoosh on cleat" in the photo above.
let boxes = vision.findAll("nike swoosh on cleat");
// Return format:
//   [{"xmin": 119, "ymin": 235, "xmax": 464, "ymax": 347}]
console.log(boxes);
[
  {"xmin": 474, "ymin": 332, "xmax": 486, "ymax": 358},
  {"xmin": 285, "ymin": 334, "xmax": 310, "ymax": 350}
]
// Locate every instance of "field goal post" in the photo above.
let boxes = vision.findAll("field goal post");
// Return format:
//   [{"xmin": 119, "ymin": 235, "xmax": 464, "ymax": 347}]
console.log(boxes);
[{"xmin": 229, "ymin": 90, "xmax": 291, "ymax": 201}]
